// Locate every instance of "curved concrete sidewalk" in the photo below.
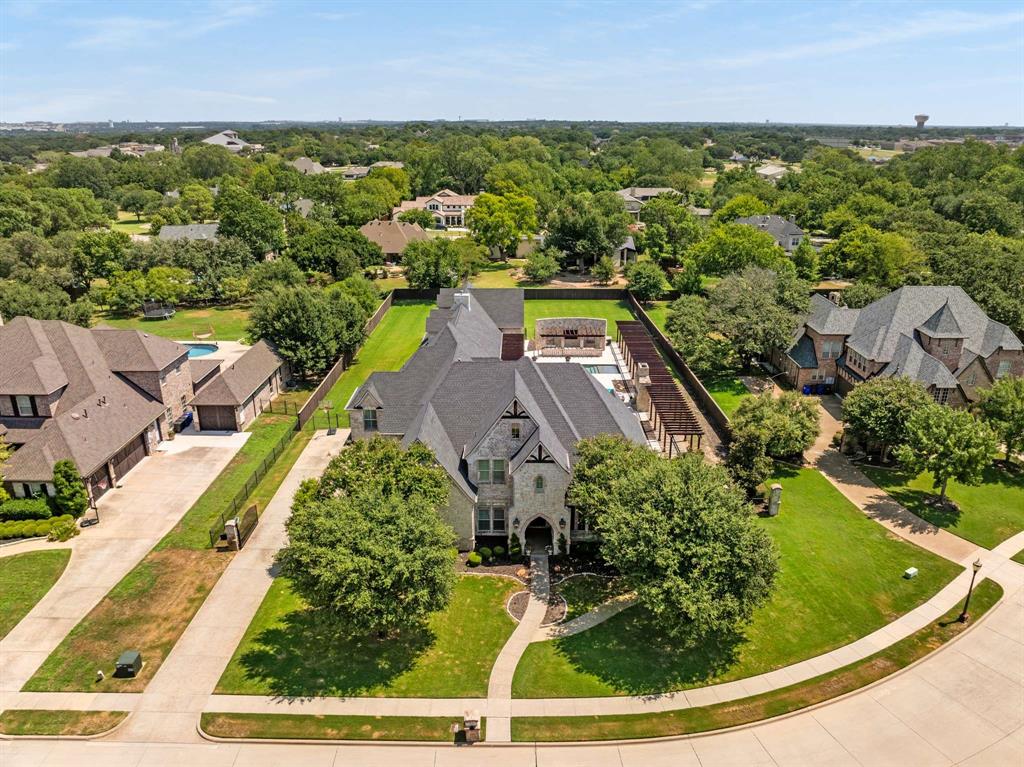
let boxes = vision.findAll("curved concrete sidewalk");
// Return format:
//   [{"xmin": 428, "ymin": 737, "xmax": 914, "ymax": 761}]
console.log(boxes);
[
  {"xmin": 484, "ymin": 554, "xmax": 549, "ymax": 742},
  {"xmin": 2, "ymin": 580, "xmax": 1021, "ymax": 764},
  {"xmin": 533, "ymin": 592, "xmax": 636, "ymax": 641}
]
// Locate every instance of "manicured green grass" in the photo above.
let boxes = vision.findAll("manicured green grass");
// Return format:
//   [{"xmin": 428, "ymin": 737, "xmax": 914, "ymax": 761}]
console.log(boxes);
[
  {"xmin": 512, "ymin": 579, "xmax": 1001, "ymax": 741},
  {"xmin": 702, "ymin": 375, "xmax": 751, "ymax": 418},
  {"xmin": 644, "ymin": 301, "xmax": 671, "ymax": 333},
  {"xmin": 512, "ymin": 467, "xmax": 961, "ymax": 698},
  {"xmin": 201, "ymin": 712, "xmax": 463, "ymax": 741},
  {"xmin": 556, "ymin": 575, "xmax": 628, "ymax": 622},
  {"xmin": 111, "ymin": 210, "xmax": 150, "ymax": 235},
  {"xmin": 97, "ymin": 305, "xmax": 251, "ymax": 342},
  {"xmin": 523, "ymin": 299, "xmax": 636, "ymax": 339},
  {"xmin": 25, "ymin": 411, "xmax": 302, "ymax": 693},
  {"xmin": 1013, "ymin": 549, "xmax": 1024, "ymax": 565},
  {"xmin": 470, "ymin": 259, "xmax": 526, "ymax": 288},
  {"xmin": 863, "ymin": 462, "xmax": 1024, "ymax": 549},
  {"xmin": 318, "ymin": 300, "xmax": 434, "ymax": 427},
  {"xmin": 216, "ymin": 575, "xmax": 519, "ymax": 698},
  {"xmin": 0, "ymin": 709, "xmax": 128, "ymax": 736},
  {"xmin": 0, "ymin": 550, "xmax": 71, "ymax": 639}
]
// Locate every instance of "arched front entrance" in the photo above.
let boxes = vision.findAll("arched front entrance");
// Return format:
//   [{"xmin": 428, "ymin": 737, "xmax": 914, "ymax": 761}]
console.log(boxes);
[{"xmin": 523, "ymin": 516, "xmax": 553, "ymax": 554}]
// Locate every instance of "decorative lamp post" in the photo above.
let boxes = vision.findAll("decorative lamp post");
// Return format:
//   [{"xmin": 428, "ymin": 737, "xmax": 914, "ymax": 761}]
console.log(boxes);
[
  {"xmin": 958, "ymin": 558, "xmax": 983, "ymax": 623},
  {"xmin": 558, "ymin": 517, "xmax": 566, "ymax": 529}
]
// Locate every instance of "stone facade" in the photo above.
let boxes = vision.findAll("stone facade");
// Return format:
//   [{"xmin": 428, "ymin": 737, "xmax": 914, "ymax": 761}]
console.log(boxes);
[
  {"xmin": 535, "ymin": 318, "xmax": 607, "ymax": 357},
  {"xmin": 120, "ymin": 354, "xmax": 192, "ymax": 424}
]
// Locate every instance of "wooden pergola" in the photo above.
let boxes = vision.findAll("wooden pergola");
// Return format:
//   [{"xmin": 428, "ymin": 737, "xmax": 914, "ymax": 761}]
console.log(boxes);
[{"xmin": 616, "ymin": 321, "xmax": 703, "ymax": 456}]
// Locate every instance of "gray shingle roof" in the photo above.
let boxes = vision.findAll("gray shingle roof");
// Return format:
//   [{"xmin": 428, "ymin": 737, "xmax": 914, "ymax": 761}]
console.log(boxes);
[
  {"xmin": 734, "ymin": 214, "xmax": 804, "ymax": 243},
  {"xmin": 92, "ymin": 328, "xmax": 188, "ymax": 372},
  {"xmin": 157, "ymin": 223, "xmax": 219, "ymax": 242},
  {"xmin": 191, "ymin": 340, "xmax": 284, "ymax": 407},
  {"xmin": 805, "ymin": 294, "xmax": 860, "ymax": 336},
  {"xmin": 350, "ymin": 288, "xmax": 644, "ymax": 500},
  {"xmin": 878, "ymin": 334, "xmax": 958, "ymax": 388}
]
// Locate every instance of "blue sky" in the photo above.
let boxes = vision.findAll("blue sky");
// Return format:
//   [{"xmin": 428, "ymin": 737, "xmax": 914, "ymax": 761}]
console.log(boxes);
[{"xmin": 1, "ymin": 0, "xmax": 1022, "ymax": 125}]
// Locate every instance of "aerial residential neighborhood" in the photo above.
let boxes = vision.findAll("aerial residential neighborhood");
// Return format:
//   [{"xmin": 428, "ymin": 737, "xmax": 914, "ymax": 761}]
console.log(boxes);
[{"xmin": 0, "ymin": 1, "xmax": 1022, "ymax": 765}]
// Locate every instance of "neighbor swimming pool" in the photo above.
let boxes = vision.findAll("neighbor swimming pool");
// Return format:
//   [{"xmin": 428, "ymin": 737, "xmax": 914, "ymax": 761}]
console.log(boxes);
[
  {"xmin": 583, "ymin": 364, "xmax": 620, "ymax": 375},
  {"xmin": 185, "ymin": 343, "xmax": 219, "ymax": 358}
]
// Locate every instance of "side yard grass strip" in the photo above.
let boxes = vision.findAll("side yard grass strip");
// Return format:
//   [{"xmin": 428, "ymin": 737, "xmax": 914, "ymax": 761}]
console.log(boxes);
[
  {"xmin": 200, "ymin": 712, "xmax": 462, "ymax": 742},
  {"xmin": 24, "ymin": 413, "xmax": 302, "ymax": 693},
  {"xmin": 0, "ymin": 709, "xmax": 128, "ymax": 737},
  {"xmin": 512, "ymin": 579, "xmax": 1002, "ymax": 742},
  {"xmin": 216, "ymin": 575, "xmax": 518, "ymax": 698},
  {"xmin": 0, "ymin": 549, "xmax": 71, "ymax": 640},
  {"xmin": 863, "ymin": 462, "xmax": 1024, "ymax": 549}
]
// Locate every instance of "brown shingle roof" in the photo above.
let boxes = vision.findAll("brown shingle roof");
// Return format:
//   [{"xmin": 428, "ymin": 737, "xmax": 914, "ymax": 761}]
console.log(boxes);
[
  {"xmin": 190, "ymin": 340, "xmax": 284, "ymax": 407},
  {"xmin": 359, "ymin": 220, "xmax": 428, "ymax": 256},
  {"xmin": 92, "ymin": 328, "xmax": 188, "ymax": 372},
  {"xmin": 0, "ymin": 318, "xmax": 166, "ymax": 481}
]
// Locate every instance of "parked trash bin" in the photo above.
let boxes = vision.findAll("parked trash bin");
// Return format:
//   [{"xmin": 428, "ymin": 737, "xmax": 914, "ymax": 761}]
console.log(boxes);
[{"xmin": 114, "ymin": 650, "xmax": 142, "ymax": 678}]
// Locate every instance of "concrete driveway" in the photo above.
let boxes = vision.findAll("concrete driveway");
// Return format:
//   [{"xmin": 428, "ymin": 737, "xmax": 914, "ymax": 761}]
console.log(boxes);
[{"xmin": 0, "ymin": 432, "xmax": 249, "ymax": 694}]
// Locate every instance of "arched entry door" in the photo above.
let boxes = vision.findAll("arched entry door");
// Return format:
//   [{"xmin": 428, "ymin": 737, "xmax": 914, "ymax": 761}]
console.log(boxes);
[{"xmin": 524, "ymin": 517, "xmax": 553, "ymax": 553}]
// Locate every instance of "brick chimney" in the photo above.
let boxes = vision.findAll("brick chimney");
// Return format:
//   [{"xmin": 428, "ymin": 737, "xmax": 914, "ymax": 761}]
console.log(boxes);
[{"xmin": 501, "ymin": 332, "xmax": 524, "ymax": 361}]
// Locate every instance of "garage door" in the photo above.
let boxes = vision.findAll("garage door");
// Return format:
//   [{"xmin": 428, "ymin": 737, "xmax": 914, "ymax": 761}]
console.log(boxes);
[
  {"xmin": 110, "ymin": 434, "xmax": 147, "ymax": 481},
  {"xmin": 198, "ymin": 405, "xmax": 236, "ymax": 431}
]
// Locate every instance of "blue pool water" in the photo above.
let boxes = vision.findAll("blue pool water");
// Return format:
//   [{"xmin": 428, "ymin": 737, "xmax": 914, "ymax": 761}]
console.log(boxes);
[
  {"xmin": 583, "ymin": 364, "xmax": 620, "ymax": 374},
  {"xmin": 186, "ymin": 343, "xmax": 218, "ymax": 358}
]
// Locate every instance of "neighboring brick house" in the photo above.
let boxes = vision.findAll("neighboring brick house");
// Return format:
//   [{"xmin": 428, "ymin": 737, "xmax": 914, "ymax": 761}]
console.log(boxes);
[
  {"xmin": 191, "ymin": 340, "xmax": 287, "ymax": 431},
  {"xmin": 359, "ymin": 219, "xmax": 428, "ymax": 262},
  {"xmin": 0, "ymin": 317, "xmax": 193, "ymax": 501},
  {"xmin": 734, "ymin": 214, "xmax": 805, "ymax": 252},
  {"xmin": 345, "ymin": 288, "xmax": 646, "ymax": 552},
  {"xmin": 392, "ymin": 189, "xmax": 477, "ymax": 228},
  {"xmin": 773, "ymin": 287, "xmax": 1024, "ymax": 405}
]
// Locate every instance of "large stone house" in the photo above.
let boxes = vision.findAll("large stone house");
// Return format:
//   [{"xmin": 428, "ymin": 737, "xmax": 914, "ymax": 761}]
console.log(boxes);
[
  {"xmin": 0, "ymin": 318, "xmax": 197, "ymax": 501},
  {"xmin": 345, "ymin": 288, "xmax": 646, "ymax": 552},
  {"xmin": 392, "ymin": 189, "xmax": 478, "ymax": 228},
  {"xmin": 772, "ymin": 286, "xmax": 1023, "ymax": 405}
]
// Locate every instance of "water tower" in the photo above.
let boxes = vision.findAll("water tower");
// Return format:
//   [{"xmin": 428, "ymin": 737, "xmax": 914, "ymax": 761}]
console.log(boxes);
[{"xmin": 915, "ymin": 114, "xmax": 929, "ymax": 129}]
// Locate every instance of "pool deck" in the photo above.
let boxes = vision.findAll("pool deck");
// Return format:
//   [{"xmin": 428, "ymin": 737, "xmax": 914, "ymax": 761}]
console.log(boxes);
[{"xmin": 184, "ymin": 340, "xmax": 249, "ymax": 369}]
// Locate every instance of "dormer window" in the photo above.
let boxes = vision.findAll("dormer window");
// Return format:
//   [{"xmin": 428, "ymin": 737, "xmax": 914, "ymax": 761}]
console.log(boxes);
[
  {"xmin": 363, "ymin": 409, "xmax": 378, "ymax": 431},
  {"xmin": 13, "ymin": 395, "xmax": 35, "ymax": 417}
]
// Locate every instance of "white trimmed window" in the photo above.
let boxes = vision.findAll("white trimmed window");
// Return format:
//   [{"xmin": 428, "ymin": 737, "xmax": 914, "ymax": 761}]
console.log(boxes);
[
  {"xmin": 477, "ymin": 459, "xmax": 506, "ymax": 484},
  {"xmin": 476, "ymin": 505, "xmax": 506, "ymax": 533},
  {"xmin": 14, "ymin": 395, "xmax": 33, "ymax": 417}
]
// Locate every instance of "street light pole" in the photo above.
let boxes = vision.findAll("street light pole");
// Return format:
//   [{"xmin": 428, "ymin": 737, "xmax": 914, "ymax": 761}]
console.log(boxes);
[{"xmin": 958, "ymin": 558, "xmax": 983, "ymax": 623}]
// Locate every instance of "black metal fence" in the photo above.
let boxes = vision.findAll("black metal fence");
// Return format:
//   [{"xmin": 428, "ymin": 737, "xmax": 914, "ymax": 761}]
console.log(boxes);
[{"xmin": 207, "ymin": 420, "xmax": 297, "ymax": 547}]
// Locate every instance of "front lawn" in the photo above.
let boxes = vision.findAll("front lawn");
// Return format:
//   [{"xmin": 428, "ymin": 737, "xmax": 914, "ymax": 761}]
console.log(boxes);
[
  {"xmin": 216, "ymin": 575, "xmax": 518, "ymax": 698},
  {"xmin": 0, "ymin": 550, "xmax": 71, "ymax": 640},
  {"xmin": 25, "ymin": 412, "xmax": 302, "ymax": 692},
  {"xmin": 512, "ymin": 467, "xmax": 961, "ymax": 698},
  {"xmin": 513, "ymin": 579, "xmax": 1001, "ymax": 741},
  {"xmin": 863, "ymin": 462, "xmax": 1024, "ymax": 549},
  {"xmin": 317, "ymin": 300, "xmax": 434, "ymax": 427},
  {"xmin": 556, "ymin": 575, "xmax": 628, "ymax": 622},
  {"xmin": 524, "ymin": 299, "xmax": 636, "ymax": 339},
  {"xmin": 96, "ymin": 304, "xmax": 251, "ymax": 342}
]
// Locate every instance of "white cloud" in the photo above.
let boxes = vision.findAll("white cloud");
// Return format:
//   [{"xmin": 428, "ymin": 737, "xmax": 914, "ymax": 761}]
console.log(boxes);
[
  {"xmin": 66, "ymin": 1, "xmax": 267, "ymax": 49},
  {"xmin": 69, "ymin": 16, "xmax": 173, "ymax": 49},
  {"xmin": 709, "ymin": 8, "xmax": 1024, "ymax": 68}
]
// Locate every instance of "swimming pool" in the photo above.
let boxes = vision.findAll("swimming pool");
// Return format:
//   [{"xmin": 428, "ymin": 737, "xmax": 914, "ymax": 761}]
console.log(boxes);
[
  {"xmin": 583, "ymin": 364, "xmax": 620, "ymax": 375},
  {"xmin": 185, "ymin": 343, "xmax": 219, "ymax": 358}
]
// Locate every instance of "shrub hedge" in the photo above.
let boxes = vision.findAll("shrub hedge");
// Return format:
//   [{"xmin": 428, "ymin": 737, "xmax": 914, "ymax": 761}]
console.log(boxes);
[
  {"xmin": 0, "ymin": 515, "xmax": 73, "ymax": 541},
  {"xmin": 0, "ymin": 498, "xmax": 54, "ymax": 522}
]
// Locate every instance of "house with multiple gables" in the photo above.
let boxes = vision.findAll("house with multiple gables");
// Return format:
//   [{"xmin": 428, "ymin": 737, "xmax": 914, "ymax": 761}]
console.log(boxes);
[
  {"xmin": 773, "ymin": 286, "xmax": 1023, "ymax": 404},
  {"xmin": 734, "ymin": 214, "xmax": 805, "ymax": 252},
  {"xmin": 392, "ymin": 189, "xmax": 478, "ymax": 228},
  {"xmin": 345, "ymin": 288, "xmax": 646, "ymax": 552},
  {"xmin": 615, "ymin": 187, "xmax": 678, "ymax": 220},
  {"xmin": 201, "ymin": 130, "xmax": 259, "ymax": 153},
  {"xmin": 0, "ymin": 318, "xmax": 197, "ymax": 501}
]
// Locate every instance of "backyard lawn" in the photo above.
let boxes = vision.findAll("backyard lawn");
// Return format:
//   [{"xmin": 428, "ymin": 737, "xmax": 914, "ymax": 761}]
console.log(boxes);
[
  {"xmin": 511, "ymin": 467, "xmax": 961, "ymax": 698},
  {"xmin": 524, "ymin": 299, "xmax": 636, "ymax": 338},
  {"xmin": 863, "ymin": 462, "xmax": 1024, "ymax": 549},
  {"xmin": 97, "ymin": 305, "xmax": 251, "ymax": 342},
  {"xmin": 318, "ymin": 300, "xmax": 434, "ymax": 426},
  {"xmin": 24, "ymin": 411, "xmax": 302, "ymax": 692},
  {"xmin": 216, "ymin": 575, "xmax": 519, "ymax": 698},
  {"xmin": 0, "ymin": 550, "xmax": 71, "ymax": 640}
]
